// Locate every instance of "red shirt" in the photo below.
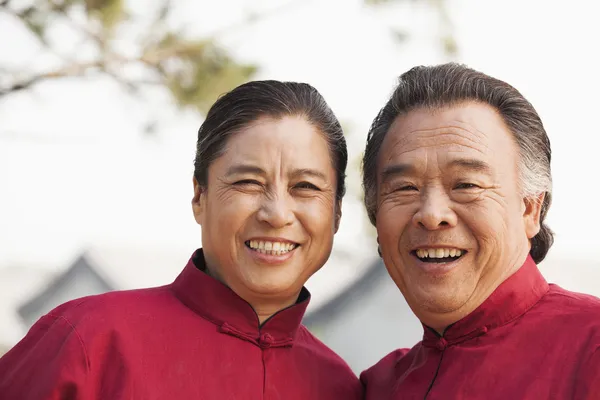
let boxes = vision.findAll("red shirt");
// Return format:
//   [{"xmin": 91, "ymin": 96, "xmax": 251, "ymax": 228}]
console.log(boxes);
[
  {"xmin": 361, "ymin": 256, "xmax": 600, "ymax": 399},
  {"xmin": 0, "ymin": 250, "xmax": 362, "ymax": 399}
]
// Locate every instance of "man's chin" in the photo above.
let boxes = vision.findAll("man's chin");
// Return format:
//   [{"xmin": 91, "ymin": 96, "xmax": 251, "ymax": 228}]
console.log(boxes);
[{"xmin": 409, "ymin": 287, "xmax": 474, "ymax": 316}]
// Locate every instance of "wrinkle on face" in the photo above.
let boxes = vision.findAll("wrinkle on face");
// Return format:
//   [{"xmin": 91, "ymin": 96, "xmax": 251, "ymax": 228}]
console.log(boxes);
[{"xmin": 383, "ymin": 116, "xmax": 493, "ymax": 158}]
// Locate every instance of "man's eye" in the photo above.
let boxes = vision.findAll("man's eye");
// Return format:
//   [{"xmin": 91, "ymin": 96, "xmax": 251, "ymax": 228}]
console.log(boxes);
[
  {"xmin": 295, "ymin": 182, "xmax": 320, "ymax": 190},
  {"xmin": 455, "ymin": 183, "xmax": 480, "ymax": 189}
]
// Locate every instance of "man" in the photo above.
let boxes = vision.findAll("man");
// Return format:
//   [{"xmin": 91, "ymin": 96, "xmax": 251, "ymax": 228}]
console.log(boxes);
[{"xmin": 360, "ymin": 63, "xmax": 600, "ymax": 399}]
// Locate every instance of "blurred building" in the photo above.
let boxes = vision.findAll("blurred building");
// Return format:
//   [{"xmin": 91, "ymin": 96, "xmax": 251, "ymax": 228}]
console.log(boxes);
[
  {"xmin": 1, "ymin": 245, "xmax": 599, "ymax": 373},
  {"xmin": 0, "ymin": 242, "xmax": 376, "ymax": 360}
]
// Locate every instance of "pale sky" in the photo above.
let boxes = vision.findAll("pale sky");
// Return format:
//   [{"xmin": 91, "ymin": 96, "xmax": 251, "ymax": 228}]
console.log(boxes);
[{"xmin": 1, "ymin": 0, "xmax": 598, "ymax": 275}]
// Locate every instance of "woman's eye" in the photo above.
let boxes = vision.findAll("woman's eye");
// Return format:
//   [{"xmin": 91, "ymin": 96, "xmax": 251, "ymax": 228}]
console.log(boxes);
[
  {"xmin": 397, "ymin": 185, "xmax": 418, "ymax": 191},
  {"xmin": 234, "ymin": 179, "xmax": 261, "ymax": 186},
  {"xmin": 455, "ymin": 183, "xmax": 480, "ymax": 189},
  {"xmin": 295, "ymin": 182, "xmax": 320, "ymax": 190}
]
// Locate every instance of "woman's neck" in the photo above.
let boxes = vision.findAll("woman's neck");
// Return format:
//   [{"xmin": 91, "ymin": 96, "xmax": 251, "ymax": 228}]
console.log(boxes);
[
  {"xmin": 254, "ymin": 298, "xmax": 297, "ymax": 325},
  {"xmin": 204, "ymin": 262, "xmax": 300, "ymax": 325}
]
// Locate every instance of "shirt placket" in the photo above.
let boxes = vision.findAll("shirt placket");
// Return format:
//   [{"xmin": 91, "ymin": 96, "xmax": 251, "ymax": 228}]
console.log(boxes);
[
  {"xmin": 424, "ymin": 338, "xmax": 448, "ymax": 399},
  {"xmin": 259, "ymin": 333, "xmax": 274, "ymax": 400}
]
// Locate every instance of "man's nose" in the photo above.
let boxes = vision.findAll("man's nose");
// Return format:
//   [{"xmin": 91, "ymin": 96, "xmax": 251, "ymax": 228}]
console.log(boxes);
[
  {"xmin": 412, "ymin": 188, "xmax": 457, "ymax": 230},
  {"xmin": 257, "ymin": 192, "xmax": 295, "ymax": 228}
]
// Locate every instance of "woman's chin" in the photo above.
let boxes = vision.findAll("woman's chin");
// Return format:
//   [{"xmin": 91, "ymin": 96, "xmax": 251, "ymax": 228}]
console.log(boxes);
[{"xmin": 241, "ymin": 274, "xmax": 302, "ymax": 298}]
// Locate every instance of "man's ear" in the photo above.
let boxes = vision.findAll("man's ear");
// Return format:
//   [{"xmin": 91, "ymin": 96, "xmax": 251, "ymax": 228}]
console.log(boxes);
[
  {"xmin": 523, "ymin": 193, "xmax": 545, "ymax": 239},
  {"xmin": 192, "ymin": 177, "xmax": 205, "ymax": 226},
  {"xmin": 334, "ymin": 200, "xmax": 342, "ymax": 233}
]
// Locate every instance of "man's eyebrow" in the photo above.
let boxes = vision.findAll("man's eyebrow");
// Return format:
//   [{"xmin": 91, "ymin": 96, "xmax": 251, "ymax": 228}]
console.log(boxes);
[
  {"xmin": 379, "ymin": 158, "xmax": 492, "ymax": 182},
  {"xmin": 448, "ymin": 158, "xmax": 492, "ymax": 173},
  {"xmin": 225, "ymin": 164, "xmax": 266, "ymax": 177},
  {"xmin": 380, "ymin": 163, "xmax": 416, "ymax": 183}
]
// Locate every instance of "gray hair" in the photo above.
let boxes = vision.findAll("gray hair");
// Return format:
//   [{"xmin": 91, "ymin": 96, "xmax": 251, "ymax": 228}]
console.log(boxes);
[
  {"xmin": 194, "ymin": 80, "xmax": 348, "ymax": 201},
  {"xmin": 362, "ymin": 63, "xmax": 553, "ymax": 263}
]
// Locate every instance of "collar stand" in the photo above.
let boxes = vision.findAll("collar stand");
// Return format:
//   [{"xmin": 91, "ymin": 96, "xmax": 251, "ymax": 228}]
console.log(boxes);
[
  {"xmin": 422, "ymin": 255, "xmax": 549, "ymax": 348},
  {"xmin": 171, "ymin": 249, "xmax": 311, "ymax": 346}
]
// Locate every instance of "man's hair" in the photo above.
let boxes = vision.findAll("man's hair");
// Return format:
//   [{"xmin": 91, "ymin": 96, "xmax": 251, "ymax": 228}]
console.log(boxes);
[
  {"xmin": 362, "ymin": 63, "xmax": 553, "ymax": 263},
  {"xmin": 194, "ymin": 80, "xmax": 347, "ymax": 201}
]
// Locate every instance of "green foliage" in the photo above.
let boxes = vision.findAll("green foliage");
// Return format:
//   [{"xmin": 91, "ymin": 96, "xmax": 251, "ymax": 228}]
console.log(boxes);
[
  {"xmin": 15, "ymin": 5, "xmax": 50, "ymax": 44},
  {"xmin": 442, "ymin": 34, "xmax": 458, "ymax": 56},
  {"xmin": 136, "ymin": 34, "xmax": 259, "ymax": 113},
  {"xmin": 84, "ymin": 0, "xmax": 125, "ymax": 31},
  {"xmin": 163, "ymin": 41, "xmax": 258, "ymax": 112}
]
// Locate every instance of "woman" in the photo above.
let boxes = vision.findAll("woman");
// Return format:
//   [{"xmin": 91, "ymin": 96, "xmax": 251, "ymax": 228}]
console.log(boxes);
[{"xmin": 0, "ymin": 81, "xmax": 362, "ymax": 399}]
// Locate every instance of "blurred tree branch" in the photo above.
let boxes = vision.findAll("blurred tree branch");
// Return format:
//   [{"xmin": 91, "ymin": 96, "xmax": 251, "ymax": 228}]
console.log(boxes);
[
  {"xmin": 0, "ymin": 0, "xmax": 456, "ymax": 135},
  {"xmin": 0, "ymin": 0, "xmax": 261, "ymax": 114}
]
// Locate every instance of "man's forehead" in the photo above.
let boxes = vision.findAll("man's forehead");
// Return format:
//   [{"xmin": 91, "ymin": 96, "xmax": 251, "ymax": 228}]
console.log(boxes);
[
  {"xmin": 379, "ymin": 103, "xmax": 515, "ymax": 165},
  {"xmin": 391, "ymin": 102, "xmax": 505, "ymax": 132}
]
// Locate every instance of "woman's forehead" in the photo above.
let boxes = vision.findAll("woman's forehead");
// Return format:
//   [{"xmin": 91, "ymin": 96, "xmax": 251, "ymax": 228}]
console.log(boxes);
[{"xmin": 211, "ymin": 116, "xmax": 335, "ymax": 175}]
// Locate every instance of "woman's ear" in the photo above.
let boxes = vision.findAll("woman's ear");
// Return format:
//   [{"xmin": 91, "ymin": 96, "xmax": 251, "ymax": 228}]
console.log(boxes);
[
  {"xmin": 334, "ymin": 200, "xmax": 342, "ymax": 233},
  {"xmin": 192, "ymin": 177, "xmax": 205, "ymax": 226}
]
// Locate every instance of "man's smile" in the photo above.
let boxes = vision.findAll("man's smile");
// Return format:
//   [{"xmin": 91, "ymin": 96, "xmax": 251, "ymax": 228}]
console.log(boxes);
[{"xmin": 412, "ymin": 247, "xmax": 467, "ymax": 264}]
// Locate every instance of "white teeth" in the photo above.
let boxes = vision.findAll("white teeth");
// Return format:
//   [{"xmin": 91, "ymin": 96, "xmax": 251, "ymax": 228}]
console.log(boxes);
[
  {"xmin": 247, "ymin": 240, "xmax": 297, "ymax": 255},
  {"xmin": 415, "ymin": 248, "xmax": 464, "ymax": 259}
]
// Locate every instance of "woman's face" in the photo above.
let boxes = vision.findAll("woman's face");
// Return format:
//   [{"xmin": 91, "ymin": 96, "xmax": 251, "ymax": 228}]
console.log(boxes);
[{"xmin": 192, "ymin": 115, "xmax": 341, "ymax": 304}]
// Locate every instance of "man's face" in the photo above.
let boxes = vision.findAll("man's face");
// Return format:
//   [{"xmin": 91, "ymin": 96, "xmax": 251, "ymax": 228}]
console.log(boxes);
[
  {"xmin": 375, "ymin": 102, "xmax": 543, "ymax": 328},
  {"xmin": 192, "ymin": 115, "xmax": 340, "ymax": 304}
]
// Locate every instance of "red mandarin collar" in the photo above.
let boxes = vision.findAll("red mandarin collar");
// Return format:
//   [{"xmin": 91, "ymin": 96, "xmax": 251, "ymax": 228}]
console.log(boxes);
[
  {"xmin": 422, "ymin": 255, "xmax": 550, "ymax": 349},
  {"xmin": 171, "ymin": 249, "xmax": 311, "ymax": 347}
]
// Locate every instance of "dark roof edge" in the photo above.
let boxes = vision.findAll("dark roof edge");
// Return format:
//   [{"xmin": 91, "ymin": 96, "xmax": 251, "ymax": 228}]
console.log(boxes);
[
  {"xmin": 17, "ymin": 254, "xmax": 113, "ymax": 321},
  {"xmin": 303, "ymin": 257, "xmax": 385, "ymax": 327}
]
